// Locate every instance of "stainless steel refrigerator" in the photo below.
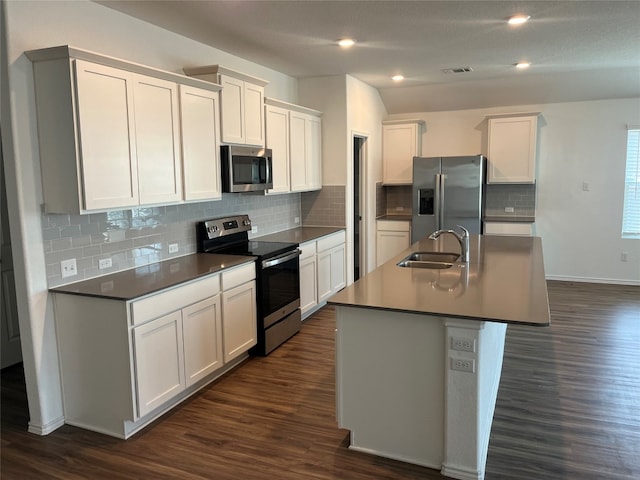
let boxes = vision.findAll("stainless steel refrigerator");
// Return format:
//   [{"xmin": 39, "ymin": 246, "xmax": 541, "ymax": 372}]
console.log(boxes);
[{"xmin": 411, "ymin": 155, "xmax": 485, "ymax": 243}]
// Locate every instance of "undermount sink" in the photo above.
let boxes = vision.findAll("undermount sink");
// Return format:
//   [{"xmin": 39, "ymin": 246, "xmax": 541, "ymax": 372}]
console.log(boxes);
[{"xmin": 397, "ymin": 251, "xmax": 461, "ymax": 269}]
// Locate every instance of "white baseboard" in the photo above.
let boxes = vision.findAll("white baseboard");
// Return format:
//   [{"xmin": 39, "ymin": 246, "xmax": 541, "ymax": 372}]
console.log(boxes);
[
  {"xmin": 441, "ymin": 463, "xmax": 483, "ymax": 480},
  {"xmin": 546, "ymin": 275, "xmax": 639, "ymax": 286},
  {"xmin": 28, "ymin": 416, "xmax": 65, "ymax": 435}
]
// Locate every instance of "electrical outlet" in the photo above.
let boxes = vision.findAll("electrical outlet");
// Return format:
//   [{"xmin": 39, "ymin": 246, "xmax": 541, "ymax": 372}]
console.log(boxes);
[
  {"xmin": 99, "ymin": 258, "xmax": 112, "ymax": 270},
  {"xmin": 61, "ymin": 258, "xmax": 77, "ymax": 278},
  {"xmin": 582, "ymin": 182, "xmax": 590, "ymax": 191},
  {"xmin": 451, "ymin": 357, "xmax": 475, "ymax": 373},
  {"xmin": 294, "ymin": 217, "xmax": 300, "ymax": 224},
  {"xmin": 621, "ymin": 251, "xmax": 628, "ymax": 262},
  {"xmin": 504, "ymin": 206, "xmax": 515, "ymax": 213},
  {"xmin": 395, "ymin": 206, "xmax": 405, "ymax": 211},
  {"xmin": 451, "ymin": 337, "xmax": 476, "ymax": 352},
  {"xmin": 168, "ymin": 243, "xmax": 179, "ymax": 254},
  {"xmin": 251, "ymin": 226, "xmax": 258, "ymax": 234}
]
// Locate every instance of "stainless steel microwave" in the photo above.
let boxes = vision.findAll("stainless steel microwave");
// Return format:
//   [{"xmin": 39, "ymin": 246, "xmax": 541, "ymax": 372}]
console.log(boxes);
[{"xmin": 221, "ymin": 145, "xmax": 273, "ymax": 192}]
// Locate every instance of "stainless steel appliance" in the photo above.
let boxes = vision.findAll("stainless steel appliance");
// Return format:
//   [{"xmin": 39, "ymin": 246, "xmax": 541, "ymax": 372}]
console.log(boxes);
[
  {"xmin": 196, "ymin": 215, "xmax": 300, "ymax": 355},
  {"xmin": 412, "ymin": 155, "xmax": 485, "ymax": 243},
  {"xmin": 221, "ymin": 145, "xmax": 273, "ymax": 192}
]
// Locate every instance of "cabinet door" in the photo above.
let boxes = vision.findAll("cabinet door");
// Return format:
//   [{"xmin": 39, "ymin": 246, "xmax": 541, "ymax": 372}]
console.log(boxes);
[
  {"xmin": 221, "ymin": 281, "xmax": 257, "ymax": 363},
  {"xmin": 382, "ymin": 123, "xmax": 420, "ymax": 184},
  {"xmin": 219, "ymin": 75, "xmax": 245, "ymax": 144},
  {"xmin": 376, "ymin": 230, "xmax": 411, "ymax": 267},
  {"xmin": 133, "ymin": 311, "xmax": 185, "ymax": 418},
  {"xmin": 182, "ymin": 295, "xmax": 223, "ymax": 387},
  {"xmin": 74, "ymin": 60, "xmax": 139, "ymax": 210},
  {"xmin": 487, "ymin": 116, "xmax": 537, "ymax": 183},
  {"xmin": 133, "ymin": 75, "xmax": 182, "ymax": 205},
  {"xmin": 299, "ymin": 255, "xmax": 318, "ymax": 317},
  {"xmin": 289, "ymin": 111, "xmax": 308, "ymax": 192},
  {"xmin": 330, "ymin": 244, "xmax": 346, "ymax": 293},
  {"xmin": 307, "ymin": 115, "xmax": 323, "ymax": 190},
  {"xmin": 244, "ymin": 82, "xmax": 265, "ymax": 146},
  {"xmin": 317, "ymin": 249, "xmax": 332, "ymax": 303},
  {"xmin": 265, "ymin": 104, "xmax": 291, "ymax": 194},
  {"xmin": 180, "ymin": 85, "xmax": 221, "ymax": 201}
]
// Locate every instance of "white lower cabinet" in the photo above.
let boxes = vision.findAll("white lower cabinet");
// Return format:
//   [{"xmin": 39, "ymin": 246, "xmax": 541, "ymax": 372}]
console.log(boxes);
[
  {"xmin": 299, "ymin": 230, "xmax": 346, "ymax": 320},
  {"xmin": 299, "ymin": 242, "xmax": 318, "ymax": 317},
  {"xmin": 315, "ymin": 231, "xmax": 347, "ymax": 305},
  {"xmin": 222, "ymin": 281, "xmax": 257, "ymax": 363},
  {"xmin": 133, "ymin": 310, "xmax": 186, "ymax": 418},
  {"xmin": 53, "ymin": 260, "xmax": 255, "ymax": 439},
  {"xmin": 376, "ymin": 220, "xmax": 411, "ymax": 266},
  {"xmin": 182, "ymin": 295, "xmax": 223, "ymax": 386}
]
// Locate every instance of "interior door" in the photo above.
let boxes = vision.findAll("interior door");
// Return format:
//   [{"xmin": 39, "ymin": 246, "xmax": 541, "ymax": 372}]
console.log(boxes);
[{"xmin": 1, "ymin": 138, "xmax": 22, "ymax": 369}]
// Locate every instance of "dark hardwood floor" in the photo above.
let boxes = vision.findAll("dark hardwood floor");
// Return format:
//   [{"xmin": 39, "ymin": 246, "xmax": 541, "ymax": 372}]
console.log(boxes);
[{"xmin": 2, "ymin": 281, "xmax": 639, "ymax": 479}]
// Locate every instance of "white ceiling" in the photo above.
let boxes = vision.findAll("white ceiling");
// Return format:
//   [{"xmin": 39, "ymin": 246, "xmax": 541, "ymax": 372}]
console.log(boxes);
[{"xmin": 97, "ymin": 0, "xmax": 640, "ymax": 114}]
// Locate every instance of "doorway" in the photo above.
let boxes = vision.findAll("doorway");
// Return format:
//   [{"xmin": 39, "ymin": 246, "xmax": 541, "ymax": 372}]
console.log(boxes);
[
  {"xmin": 353, "ymin": 135, "xmax": 367, "ymax": 281},
  {"xmin": 1, "ymin": 131, "xmax": 22, "ymax": 369}
]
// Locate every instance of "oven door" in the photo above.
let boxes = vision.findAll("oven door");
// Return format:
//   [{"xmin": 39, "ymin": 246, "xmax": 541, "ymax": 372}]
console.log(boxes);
[{"xmin": 260, "ymin": 249, "xmax": 301, "ymax": 328}]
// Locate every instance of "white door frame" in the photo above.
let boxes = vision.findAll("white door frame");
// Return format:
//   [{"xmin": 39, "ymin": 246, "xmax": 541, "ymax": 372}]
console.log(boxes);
[{"xmin": 348, "ymin": 130, "xmax": 369, "ymax": 284}]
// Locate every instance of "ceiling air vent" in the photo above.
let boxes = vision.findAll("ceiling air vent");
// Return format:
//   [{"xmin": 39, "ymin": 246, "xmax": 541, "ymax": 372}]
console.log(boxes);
[{"xmin": 442, "ymin": 67, "xmax": 473, "ymax": 74}]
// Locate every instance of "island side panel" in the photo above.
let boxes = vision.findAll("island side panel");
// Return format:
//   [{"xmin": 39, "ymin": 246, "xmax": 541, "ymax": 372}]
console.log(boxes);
[
  {"xmin": 335, "ymin": 305, "xmax": 445, "ymax": 469},
  {"xmin": 442, "ymin": 319, "xmax": 507, "ymax": 480}
]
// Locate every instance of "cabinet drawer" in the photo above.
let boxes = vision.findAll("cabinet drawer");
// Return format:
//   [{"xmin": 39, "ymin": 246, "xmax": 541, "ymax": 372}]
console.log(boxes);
[
  {"xmin": 131, "ymin": 274, "xmax": 220, "ymax": 326},
  {"xmin": 299, "ymin": 241, "xmax": 317, "ymax": 260},
  {"xmin": 221, "ymin": 261, "xmax": 256, "ymax": 290},
  {"xmin": 484, "ymin": 222, "xmax": 533, "ymax": 236},
  {"xmin": 317, "ymin": 230, "xmax": 346, "ymax": 253},
  {"xmin": 377, "ymin": 220, "xmax": 411, "ymax": 232}
]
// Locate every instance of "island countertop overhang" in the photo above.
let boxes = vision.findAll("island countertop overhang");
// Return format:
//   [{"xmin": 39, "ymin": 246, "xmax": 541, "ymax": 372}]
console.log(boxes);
[{"xmin": 329, "ymin": 235, "xmax": 550, "ymax": 327}]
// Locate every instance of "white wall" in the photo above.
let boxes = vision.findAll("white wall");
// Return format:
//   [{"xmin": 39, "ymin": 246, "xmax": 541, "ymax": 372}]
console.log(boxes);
[
  {"xmin": 299, "ymin": 75, "xmax": 388, "ymax": 279},
  {"xmin": 387, "ymin": 98, "xmax": 640, "ymax": 284},
  {"xmin": 2, "ymin": 0, "xmax": 300, "ymax": 434}
]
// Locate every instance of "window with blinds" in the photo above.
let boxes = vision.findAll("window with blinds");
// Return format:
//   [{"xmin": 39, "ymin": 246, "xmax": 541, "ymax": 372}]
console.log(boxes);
[{"xmin": 622, "ymin": 128, "xmax": 640, "ymax": 239}]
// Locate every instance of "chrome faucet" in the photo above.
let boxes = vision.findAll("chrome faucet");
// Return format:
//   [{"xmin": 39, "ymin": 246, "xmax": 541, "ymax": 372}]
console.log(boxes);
[{"xmin": 428, "ymin": 225, "xmax": 470, "ymax": 262}]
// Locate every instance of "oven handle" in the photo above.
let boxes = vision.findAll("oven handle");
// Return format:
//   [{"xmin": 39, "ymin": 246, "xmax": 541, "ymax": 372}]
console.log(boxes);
[{"xmin": 261, "ymin": 249, "xmax": 301, "ymax": 269}]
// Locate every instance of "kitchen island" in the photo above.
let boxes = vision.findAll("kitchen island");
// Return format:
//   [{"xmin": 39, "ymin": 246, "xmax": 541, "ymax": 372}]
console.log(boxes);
[{"xmin": 329, "ymin": 234, "xmax": 550, "ymax": 480}]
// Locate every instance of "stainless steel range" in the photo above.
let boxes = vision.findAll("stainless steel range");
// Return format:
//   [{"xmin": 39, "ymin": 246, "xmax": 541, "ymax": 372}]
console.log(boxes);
[{"xmin": 196, "ymin": 215, "xmax": 301, "ymax": 355}]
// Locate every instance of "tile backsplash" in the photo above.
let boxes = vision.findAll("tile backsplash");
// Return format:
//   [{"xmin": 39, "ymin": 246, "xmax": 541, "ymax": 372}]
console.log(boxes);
[
  {"xmin": 44, "ymin": 193, "xmax": 300, "ymax": 287},
  {"xmin": 301, "ymin": 186, "xmax": 346, "ymax": 226},
  {"xmin": 484, "ymin": 184, "xmax": 536, "ymax": 217}
]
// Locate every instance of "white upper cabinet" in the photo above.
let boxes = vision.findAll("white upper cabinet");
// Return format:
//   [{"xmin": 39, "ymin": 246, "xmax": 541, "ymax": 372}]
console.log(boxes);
[
  {"xmin": 26, "ymin": 46, "xmax": 222, "ymax": 214},
  {"xmin": 264, "ymin": 103, "xmax": 291, "ymax": 194},
  {"xmin": 264, "ymin": 97, "xmax": 323, "ymax": 194},
  {"xmin": 74, "ymin": 60, "xmax": 139, "ymax": 210},
  {"xmin": 133, "ymin": 76, "xmax": 182, "ymax": 205},
  {"xmin": 487, "ymin": 113, "xmax": 539, "ymax": 184},
  {"xmin": 183, "ymin": 65, "xmax": 268, "ymax": 147},
  {"xmin": 179, "ymin": 85, "xmax": 222, "ymax": 201},
  {"xmin": 382, "ymin": 120, "xmax": 425, "ymax": 184}
]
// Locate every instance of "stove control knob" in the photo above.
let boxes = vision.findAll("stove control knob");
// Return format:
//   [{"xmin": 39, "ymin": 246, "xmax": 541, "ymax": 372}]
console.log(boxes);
[{"xmin": 243, "ymin": 219, "xmax": 251, "ymax": 226}]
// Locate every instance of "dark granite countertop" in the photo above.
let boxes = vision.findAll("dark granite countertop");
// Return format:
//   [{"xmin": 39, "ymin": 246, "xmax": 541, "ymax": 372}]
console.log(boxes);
[
  {"xmin": 376, "ymin": 214, "xmax": 412, "ymax": 222},
  {"xmin": 50, "ymin": 253, "xmax": 255, "ymax": 301},
  {"xmin": 483, "ymin": 215, "xmax": 535, "ymax": 223},
  {"xmin": 330, "ymin": 234, "xmax": 550, "ymax": 327},
  {"xmin": 255, "ymin": 226, "xmax": 344, "ymax": 244}
]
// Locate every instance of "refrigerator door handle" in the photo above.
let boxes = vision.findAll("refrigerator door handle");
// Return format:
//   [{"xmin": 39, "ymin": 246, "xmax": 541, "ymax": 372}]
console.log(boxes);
[
  {"xmin": 439, "ymin": 174, "xmax": 446, "ymax": 228},
  {"xmin": 434, "ymin": 173, "xmax": 442, "ymax": 228}
]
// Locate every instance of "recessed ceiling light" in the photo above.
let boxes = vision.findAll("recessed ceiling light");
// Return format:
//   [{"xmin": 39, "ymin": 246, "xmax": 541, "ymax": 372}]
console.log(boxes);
[
  {"xmin": 515, "ymin": 62, "xmax": 531, "ymax": 69},
  {"xmin": 508, "ymin": 14, "xmax": 531, "ymax": 25},
  {"xmin": 391, "ymin": 75, "xmax": 404, "ymax": 82},
  {"xmin": 337, "ymin": 38, "xmax": 356, "ymax": 48}
]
